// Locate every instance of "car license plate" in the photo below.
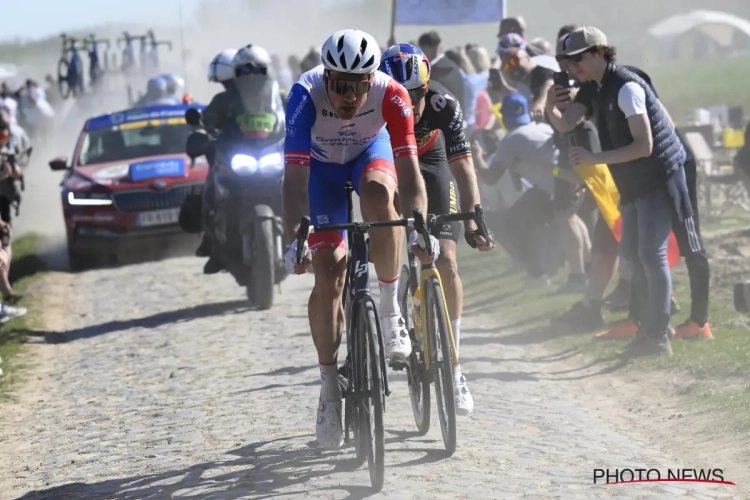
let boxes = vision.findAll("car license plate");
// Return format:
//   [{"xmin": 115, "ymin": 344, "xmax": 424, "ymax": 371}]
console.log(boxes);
[{"xmin": 136, "ymin": 208, "xmax": 180, "ymax": 227}]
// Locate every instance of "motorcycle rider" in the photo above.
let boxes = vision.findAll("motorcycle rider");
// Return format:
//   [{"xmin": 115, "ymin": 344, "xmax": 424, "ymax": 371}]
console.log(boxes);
[
  {"xmin": 195, "ymin": 44, "xmax": 282, "ymax": 274},
  {"xmin": 193, "ymin": 48, "xmax": 238, "ymax": 264},
  {"xmin": 159, "ymin": 73, "xmax": 185, "ymax": 99},
  {"xmin": 133, "ymin": 76, "xmax": 181, "ymax": 108}
]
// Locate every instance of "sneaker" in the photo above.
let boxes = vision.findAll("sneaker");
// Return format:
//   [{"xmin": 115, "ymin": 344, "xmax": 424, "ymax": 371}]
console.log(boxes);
[
  {"xmin": 673, "ymin": 321, "xmax": 714, "ymax": 340},
  {"xmin": 381, "ymin": 314, "xmax": 411, "ymax": 361},
  {"xmin": 0, "ymin": 304, "xmax": 27, "ymax": 324},
  {"xmin": 604, "ymin": 282, "xmax": 630, "ymax": 311},
  {"xmin": 316, "ymin": 398, "xmax": 344, "ymax": 450},
  {"xmin": 618, "ymin": 333, "xmax": 672, "ymax": 360},
  {"xmin": 525, "ymin": 274, "xmax": 550, "ymax": 288},
  {"xmin": 454, "ymin": 375, "xmax": 474, "ymax": 416},
  {"xmin": 202, "ymin": 257, "xmax": 222, "ymax": 275},
  {"xmin": 195, "ymin": 235, "xmax": 212, "ymax": 257},
  {"xmin": 553, "ymin": 275, "xmax": 588, "ymax": 295},
  {"xmin": 558, "ymin": 301, "xmax": 605, "ymax": 330},
  {"xmin": 594, "ymin": 320, "xmax": 638, "ymax": 340}
]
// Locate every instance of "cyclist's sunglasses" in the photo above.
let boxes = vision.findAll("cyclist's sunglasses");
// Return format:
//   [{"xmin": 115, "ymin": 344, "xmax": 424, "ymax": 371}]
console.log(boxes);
[
  {"xmin": 235, "ymin": 64, "xmax": 267, "ymax": 77},
  {"xmin": 325, "ymin": 73, "xmax": 373, "ymax": 96},
  {"xmin": 407, "ymin": 86, "xmax": 427, "ymax": 104}
]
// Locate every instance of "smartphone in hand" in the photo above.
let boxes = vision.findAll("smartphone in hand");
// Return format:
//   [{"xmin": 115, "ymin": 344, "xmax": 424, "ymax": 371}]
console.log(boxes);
[{"xmin": 553, "ymin": 71, "xmax": 571, "ymax": 89}]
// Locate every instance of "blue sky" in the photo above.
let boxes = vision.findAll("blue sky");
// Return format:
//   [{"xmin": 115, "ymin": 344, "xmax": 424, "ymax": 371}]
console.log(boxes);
[{"xmin": 3, "ymin": 0, "xmax": 201, "ymax": 41}]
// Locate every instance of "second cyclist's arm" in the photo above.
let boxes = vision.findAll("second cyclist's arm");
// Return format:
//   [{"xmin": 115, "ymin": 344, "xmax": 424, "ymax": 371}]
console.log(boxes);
[
  {"xmin": 202, "ymin": 91, "xmax": 228, "ymax": 133},
  {"xmin": 383, "ymin": 81, "xmax": 427, "ymax": 216},
  {"xmin": 282, "ymin": 84, "xmax": 316, "ymax": 240},
  {"xmin": 441, "ymin": 98, "xmax": 482, "ymax": 229}
]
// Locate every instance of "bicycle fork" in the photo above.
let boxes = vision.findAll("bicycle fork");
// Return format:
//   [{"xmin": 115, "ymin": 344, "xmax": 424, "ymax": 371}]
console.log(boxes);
[{"xmin": 417, "ymin": 265, "xmax": 459, "ymax": 371}]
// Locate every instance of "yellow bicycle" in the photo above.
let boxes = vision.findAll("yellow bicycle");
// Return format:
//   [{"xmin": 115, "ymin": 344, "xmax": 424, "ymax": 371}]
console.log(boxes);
[{"xmin": 397, "ymin": 205, "xmax": 491, "ymax": 455}]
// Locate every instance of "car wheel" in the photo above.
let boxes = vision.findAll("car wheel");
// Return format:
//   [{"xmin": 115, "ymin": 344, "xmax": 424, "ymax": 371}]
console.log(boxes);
[{"xmin": 68, "ymin": 249, "xmax": 90, "ymax": 272}]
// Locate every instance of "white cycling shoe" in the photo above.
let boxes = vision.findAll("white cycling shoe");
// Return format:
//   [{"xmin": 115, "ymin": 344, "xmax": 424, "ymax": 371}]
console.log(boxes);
[
  {"xmin": 454, "ymin": 374, "xmax": 474, "ymax": 416},
  {"xmin": 316, "ymin": 398, "xmax": 344, "ymax": 450},
  {"xmin": 381, "ymin": 314, "xmax": 411, "ymax": 361}
]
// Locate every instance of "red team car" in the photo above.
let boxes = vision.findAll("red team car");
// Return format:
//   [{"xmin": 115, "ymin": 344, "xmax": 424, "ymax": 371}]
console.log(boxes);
[{"xmin": 49, "ymin": 104, "xmax": 208, "ymax": 270}]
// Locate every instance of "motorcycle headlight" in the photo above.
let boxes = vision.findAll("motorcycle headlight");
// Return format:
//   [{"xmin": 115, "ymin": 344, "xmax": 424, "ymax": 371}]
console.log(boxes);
[
  {"xmin": 230, "ymin": 153, "xmax": 283, "ymax": 174},
  {"xmin": 67, "ymin": 191, "xmax": 113, "ymax": 206},
  {"xmin": 258, "ymin": 152, "xmax": 283, "ymax": 170}
]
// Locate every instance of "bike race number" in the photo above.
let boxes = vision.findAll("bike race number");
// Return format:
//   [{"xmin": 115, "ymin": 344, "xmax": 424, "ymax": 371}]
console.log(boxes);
[{"xmin": 136, "ymin": 208, "xmax": 180, "ymax": 227}]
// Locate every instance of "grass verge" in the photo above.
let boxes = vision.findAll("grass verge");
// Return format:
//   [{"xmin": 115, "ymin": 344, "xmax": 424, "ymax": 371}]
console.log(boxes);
[
  {"xmin": 457, "ymin": 236, "xmax": 750, "ymax": 437},
  {"xmin": 0, "ymin": 232, "xmax": 48, "ymax": 399}
]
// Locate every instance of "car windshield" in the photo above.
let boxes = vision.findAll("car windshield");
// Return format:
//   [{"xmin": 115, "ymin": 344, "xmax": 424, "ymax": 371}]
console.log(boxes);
[{"xmin": 77, "ymin": 120, "xmax": 191, "ymax": 166}]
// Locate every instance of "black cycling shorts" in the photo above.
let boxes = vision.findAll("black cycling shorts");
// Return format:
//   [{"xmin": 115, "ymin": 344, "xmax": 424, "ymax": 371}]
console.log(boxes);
[
  {"xmin": 420, "ymin": 163, "xmax": 460, "ymax": 242},
  {"xmin": 553, "ymin": 176, "xmax": 584, "ymax": 211}
]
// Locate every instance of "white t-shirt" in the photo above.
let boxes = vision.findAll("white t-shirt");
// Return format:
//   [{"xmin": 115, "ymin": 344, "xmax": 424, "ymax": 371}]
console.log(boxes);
[
  {"xmin": 617, "ymin": 82, "xmax": 647, "ymax": 118},
  {"xmin": 1, "ymin": 97, "xmax": 17, "ymax": 124}
]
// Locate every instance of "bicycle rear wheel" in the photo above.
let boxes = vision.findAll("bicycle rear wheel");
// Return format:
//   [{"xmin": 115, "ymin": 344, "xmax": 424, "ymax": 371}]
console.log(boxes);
[
  {"xmin": 356, "ymin": 300, "xmax": 385, "ymax": 491},
  {"xmin": 425, "ymin": 274, "xmax": 457, "ymax": 455},
  {"xmin": 399, "ymin": 264, "xmax": 430, "ymax": 435}
]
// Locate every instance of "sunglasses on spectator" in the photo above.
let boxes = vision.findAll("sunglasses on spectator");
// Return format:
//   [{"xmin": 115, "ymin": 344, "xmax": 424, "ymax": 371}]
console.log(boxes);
[
  {"xmin": 407, "ymin": 86, "xmax": 427, "ymax": 104},
  {"xmin": 325, "ymin": 72, "xmax": 373, "ymax": 96},
  {"xmin": 502, "ymin": 57, "xmax": 520, "ymax": 71},
  {"xmin": 557, "ymin": 47, "xmax": 598, "ymax": 63},
  {"xmin": 235, "ymin": 64, "xmax": 267, "ymax": 77}
]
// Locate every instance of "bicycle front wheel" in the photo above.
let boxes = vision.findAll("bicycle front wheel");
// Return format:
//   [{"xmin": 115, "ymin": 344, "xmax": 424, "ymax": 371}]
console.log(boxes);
[
  {"xmin": 400, "ymin": 264, "xmax": 430, "ymax": 435},
  {"xmin": 425, "ymin": 274, "xmax": 457, "ymax": 455},
  {"xmin": 356, "ymin": 299, "xmax": 385, "ymax": 491},
  {"xmin": 57, "ymin": 59, "xmax": 71, "ymax": 99}
]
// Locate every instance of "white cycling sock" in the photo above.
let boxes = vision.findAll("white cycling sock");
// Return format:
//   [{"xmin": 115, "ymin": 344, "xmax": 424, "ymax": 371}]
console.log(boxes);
[
  {"xmin": 319, "ymin": 362, "xmax": 341, "ymax": 401},
  {"xmin": 378, "ymin": 276, "xmax": 399, "ymax": 317}
]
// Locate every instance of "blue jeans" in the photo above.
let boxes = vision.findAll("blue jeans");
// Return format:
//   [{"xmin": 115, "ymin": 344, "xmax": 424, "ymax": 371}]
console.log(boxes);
[{"xmin": 619, "ymin": 188, "xmax": 673, "ymax": 338}]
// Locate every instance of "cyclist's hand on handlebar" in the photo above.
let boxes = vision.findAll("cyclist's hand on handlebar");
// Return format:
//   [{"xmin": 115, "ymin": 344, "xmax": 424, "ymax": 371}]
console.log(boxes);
[
  {"xmin": 408, "ymin": 229, "xmax": 440, "ymax": 264},
  {"xmin": 464, "ymin": 229, "xmax": 495, "ymax": 252},
  {"xmin": 284, "ymin": 240, "xmax": 311, "ymax": 275}
]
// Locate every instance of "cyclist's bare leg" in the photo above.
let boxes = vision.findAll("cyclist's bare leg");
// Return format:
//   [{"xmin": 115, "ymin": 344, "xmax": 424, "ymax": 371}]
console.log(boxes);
[
  {"xmin": 309, "ymin": 246, "xmax": 348, "ymax": 366},
  {"xmin": 436, "ymin": 239, "xmax": 462, "ymax": 323},
  {"xmin": 359, "ymin": 168, "xmax": 411, "ymax": 359},
  {"xmin": 359, "ymin": 170, "xmax": 402, "ymax": 284}
]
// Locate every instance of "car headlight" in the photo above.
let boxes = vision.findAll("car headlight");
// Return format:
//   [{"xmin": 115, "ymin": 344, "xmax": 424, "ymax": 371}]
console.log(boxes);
[
  {"xmin": 67, "ymin": 192, "xmax": 113, "ymax": 206},
  {"xmin": 230, "ymin": 153, "xmax": 283, "ymax": 174}
]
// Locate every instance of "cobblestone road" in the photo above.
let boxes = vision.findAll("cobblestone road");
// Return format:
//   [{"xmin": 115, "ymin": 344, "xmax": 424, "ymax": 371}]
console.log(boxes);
[{"xmin": 0, "ymin": 257, "xmax": 742, "ymax": 499}]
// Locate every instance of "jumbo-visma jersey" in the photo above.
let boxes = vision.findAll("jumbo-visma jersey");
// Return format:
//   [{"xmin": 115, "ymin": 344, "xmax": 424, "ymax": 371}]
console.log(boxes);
[{"xmin": 284, "ymin": 66, "xmax": 417, "ymax": 166}]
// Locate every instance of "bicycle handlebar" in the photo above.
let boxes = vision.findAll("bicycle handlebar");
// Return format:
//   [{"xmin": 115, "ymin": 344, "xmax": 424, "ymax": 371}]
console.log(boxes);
[{"xmin": 294, "ymin": 204, "xmax": 491, "ymax": 264}]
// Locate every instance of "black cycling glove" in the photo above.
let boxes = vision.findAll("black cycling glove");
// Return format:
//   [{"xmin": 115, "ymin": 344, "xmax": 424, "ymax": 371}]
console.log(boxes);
[{"xmin": 464, "ymin": 228, "xmax": 494, "ymax": 249}]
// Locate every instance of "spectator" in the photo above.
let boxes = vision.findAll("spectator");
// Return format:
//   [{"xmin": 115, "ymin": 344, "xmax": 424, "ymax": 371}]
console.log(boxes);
[
  {"xmin": 498, "ymin": 46, "xmax": 554, "ymax": 122},
  {"xmin": 299, "ymin": 47, "xmax": 321, "ymax": 74},
  {"xmin": 497, "ymin": 16, "xmax": 542, "ymax": 56},
  {"xmin": 473, "ymin": 92, "xmax": 559, "ymax": 285},
  {"xmin": 444, "ymin": 47, "xmax": 487, "ymax": 129},
  {"xmin": 0, "ymin": 108, "xmax": 27, "ymax": 227},
  {"xmin": 467, "ymin": 46, "xmax": 496, "ymax": 131},
  {"xmin": 548, "ymin": 27, "xmax": 693, "ymax": 358},
  {"xmin": 418, "ymin": 31, "xmax": 466, "ymax": 110},
  {"xmin": 0, "ymin": 83, "xmax": 18, "ymax": 127},
  {"xmin": 272, "ymin": 54, "xmax": 293, "ymax": 92},
  {"xmin": 287, "ymin": 55, "xmax": 301, "ymax": 81},
  {"xmin": 529, "ymin": 37, "xmax": 553, "ymax": 55}
]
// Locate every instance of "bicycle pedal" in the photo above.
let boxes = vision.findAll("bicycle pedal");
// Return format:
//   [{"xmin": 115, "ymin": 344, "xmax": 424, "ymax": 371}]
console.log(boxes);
[{"xmin": 388, "ymin": 359, "xmax": 408, "ymax": 371}]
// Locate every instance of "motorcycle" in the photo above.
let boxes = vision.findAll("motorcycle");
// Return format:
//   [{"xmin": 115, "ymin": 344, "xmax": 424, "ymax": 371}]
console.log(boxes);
[{"xmin": 183, "ymin": 105, "xmax": 288, "ymax": 310}]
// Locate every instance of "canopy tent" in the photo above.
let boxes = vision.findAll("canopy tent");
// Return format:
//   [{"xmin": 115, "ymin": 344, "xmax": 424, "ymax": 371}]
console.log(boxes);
[{"xmin": 649, "ymin": 10, "xmax": 750, "ymax": 50}]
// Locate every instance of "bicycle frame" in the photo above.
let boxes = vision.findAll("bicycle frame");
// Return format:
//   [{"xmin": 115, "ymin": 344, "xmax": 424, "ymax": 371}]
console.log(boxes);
[{"xmin": 406, "ymin": 250, "xmax": 458, "ymax": 371}]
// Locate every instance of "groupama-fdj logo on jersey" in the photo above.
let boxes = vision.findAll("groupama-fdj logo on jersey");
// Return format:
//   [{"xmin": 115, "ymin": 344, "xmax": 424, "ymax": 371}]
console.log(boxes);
[
  {"xmin": 288, "ymin": 94, "xmax": 308, "ymax": 125},
  {"xmin": 338, "ymin": 124, "xmax": 356, "ymax": 138}
]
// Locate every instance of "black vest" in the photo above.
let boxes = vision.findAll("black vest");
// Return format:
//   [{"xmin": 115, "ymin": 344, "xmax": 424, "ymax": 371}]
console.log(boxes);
[{"xmin": 594, "ymin": 64, "xmax": 686, "ymax": 205}]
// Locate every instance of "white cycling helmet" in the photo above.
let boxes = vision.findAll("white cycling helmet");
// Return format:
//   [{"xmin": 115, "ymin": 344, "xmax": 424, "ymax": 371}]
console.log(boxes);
[
  {"xmin": 146, "ymin": 76, "xmax": 167, "ymax": 96},
  {"xmin": 208, "ymin": 49, "xmax": 237, "ymax": 82},
  {"xmin": 321, "ymin": 29, "xmax": 381, "ymax": 75},
  {"xmin": 160, "ymin": 73, "xmax": 185, "ymax": 94},
  {"xmin": 233, "ymin": 44, "xmax": 272, "ymax": 69}
]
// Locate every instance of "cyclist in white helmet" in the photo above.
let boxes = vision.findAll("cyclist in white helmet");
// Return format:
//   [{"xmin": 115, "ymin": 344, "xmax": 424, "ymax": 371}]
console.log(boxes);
[{"xmin": 282, "ymin": 29, "xmax": 428, "ymax": 450}]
